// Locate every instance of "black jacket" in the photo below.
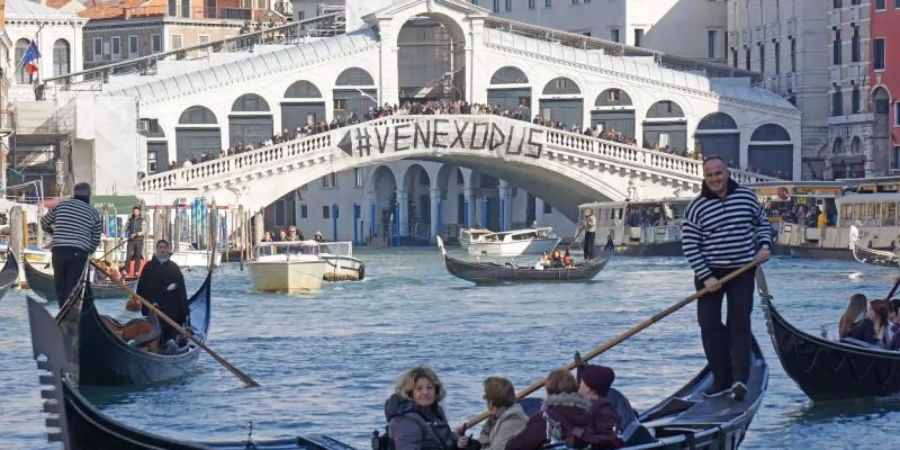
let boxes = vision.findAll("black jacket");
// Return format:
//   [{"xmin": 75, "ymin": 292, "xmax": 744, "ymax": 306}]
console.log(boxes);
[{"xmin": 138, "ymin": 256, "xmax": 188, "ymax": 341}]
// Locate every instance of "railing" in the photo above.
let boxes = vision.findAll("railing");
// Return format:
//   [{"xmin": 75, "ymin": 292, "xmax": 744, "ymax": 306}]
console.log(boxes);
[
  {"xmin": 141, "ymin": 115, "xmax": 779, "ymax": 194},
  {"xmin": 42, "ymin": 12, "xmax": 344, "ymax": 90},
  {"xmin": 483, "ymin": 17, "xmax": 762, "ymax": 84}
]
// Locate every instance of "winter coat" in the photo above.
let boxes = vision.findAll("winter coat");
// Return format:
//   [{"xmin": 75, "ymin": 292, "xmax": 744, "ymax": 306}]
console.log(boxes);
[
  {"xmin": 479, "ymin": 404, "xmax": 528, "ymax": 450},
  {"xmin": 385, "ymin": 394, "xmax": 457, "ymax": 450},
  {"xmin": 505, "ymin": 392, "xmax": 622, "ymax": 450}
]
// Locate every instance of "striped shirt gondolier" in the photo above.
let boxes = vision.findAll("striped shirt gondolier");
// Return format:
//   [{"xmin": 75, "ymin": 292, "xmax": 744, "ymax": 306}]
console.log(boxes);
[
  {"xmin": 40, "ymin": 199, "xmax": 103, "ymax": 252},
  {"xmin": 682, "ymin": 179, "xmax": 772, "ymax": 281}
]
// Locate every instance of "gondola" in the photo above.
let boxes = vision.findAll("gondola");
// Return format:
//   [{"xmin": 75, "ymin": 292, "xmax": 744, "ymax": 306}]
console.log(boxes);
[
  {"xmin": 27, "ymin": 297, "xmax": 355, "ymax": 450},
  {"xmin": 53, "ymin": 270, "xmax": 212, "ymax": 386},
  {"xmin": 760, "ymin": 269, "xmax": 900, "ymax": 401},
  {"xmin": 24, "ymin": 257, "xmax": 138, "ymax": 301},
  {"xmin": 0, "ymin": 252, "xmax": 19, "ymax": 302},
  {"xmin": 848, "ymin": 225, "xmax": 899, "ymax": 268},
  {"xmin": 437, "ymin": 236, "xmax": 611, "ymax": 284}
]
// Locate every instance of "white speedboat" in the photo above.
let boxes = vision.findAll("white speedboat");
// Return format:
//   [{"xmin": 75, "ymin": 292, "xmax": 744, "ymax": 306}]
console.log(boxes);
[
  {"xmin": 466, "ymin": 227, "xmax": 560, "ymax": 257},
  {"xmin": 170, "ymin": 242, "xmax": 222, "ymax": 268},
  {"xmin": 248, "ymin": 242, "xmax": 328, "ymax": 293},
  {"xmin": 314, "ymin": 241, "xmax": 366, "ymax": 281},
  {"xmin": 458, "ymin": 228, "xmax": 492, "ymax": 251}
]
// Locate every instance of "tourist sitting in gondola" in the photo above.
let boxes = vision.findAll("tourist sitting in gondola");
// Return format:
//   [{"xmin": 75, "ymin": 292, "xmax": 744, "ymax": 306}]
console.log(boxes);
[
  {"xmin": 137, "ymin": 240, "xmax": 189, "ymax": 353},
  {"xmin": 845, "ymin": 299, "xmax": 892, "ymax": 348},
  {"xmin": 467, "ymin": 377, "xmax": 528, "ymax": 450},
  {"xmin": 384, "ymin": 366, "xmax": 474, "ymax": 450},
  {"xmin": 838, "ymin": 294, "xmax": 868, "ymax": 339},
  {"xmin": 889, "ymin": 300, "xmax": 900, "ymax": 350},
  {"xmin": 549, "ymin": 250, "xmax": 564, "ymax": 268},
  {"xmin": 506, "ymin": 369, "xmax": 623, "ymax": 450},
  {"xmin": 562, "ymin": 251, "xmax": 574, "ymax": 268}
]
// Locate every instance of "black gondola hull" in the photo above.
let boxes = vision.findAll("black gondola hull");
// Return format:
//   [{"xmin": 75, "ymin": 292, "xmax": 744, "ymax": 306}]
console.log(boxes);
[
  {"xmin": 443, "ymin": 252, "xmax": 612, "ymax": 284},
  {"xmin": 24, "ymin": 258, "xmax": 137, "ymax": 301},
  {"xmin": 77, "ymin": 272, "xmax": 212, "ymax": 386},
  {"xmin": 763, "ymin": 294, "xmax": 900, "ymax": 401},
  {"xmin": 0, "ymin": 253, "xmax": 19, "ymax": 302}
]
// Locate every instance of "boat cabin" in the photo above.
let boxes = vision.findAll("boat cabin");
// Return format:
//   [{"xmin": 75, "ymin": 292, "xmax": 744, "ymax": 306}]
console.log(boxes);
[{"xmin": 579, "ymin": 198, "xmax": 691, "ymax": 247}]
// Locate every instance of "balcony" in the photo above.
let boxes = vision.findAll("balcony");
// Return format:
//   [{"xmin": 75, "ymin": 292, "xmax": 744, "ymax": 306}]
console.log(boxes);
[
  {"xmin": 849, "ymin": 5, "xmax": 860, "ymax": 24},
  {"xmin": 767, "ymin": 23, "xmax": 781, "ymax": 40},
  {"xmin": 741, "ymin": 29, "xmax": 751, "ymax": 45},
  {"xmin": 754, "ymin": 25, "xmax": 766, "ymax": 42},
  {"xmin": 830, "ymin": 10, "xmax": 842, "ymax": 28},
  {"xmin": 830, "ymin": 66, "xmax": 842, "ymax": 82},
  {"xmin": 785, "ymin": 18, "xmax": 797, "ymax": 36}
]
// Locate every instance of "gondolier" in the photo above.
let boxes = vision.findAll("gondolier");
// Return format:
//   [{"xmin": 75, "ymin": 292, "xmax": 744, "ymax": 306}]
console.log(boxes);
[
  {"xmin": 682, "ymin": 156, "xmax": 771, "ymax": 401},
  {"xmin": 40, "ymin": 182, "xmax": 103, "ymax": 307},
  {"xmin": 579, "ymin": 209, "xmax": 597, "ymax": 260},
  {"xmin": 124, "ymin": 206, "xmax": 145, "ymax": 274}
]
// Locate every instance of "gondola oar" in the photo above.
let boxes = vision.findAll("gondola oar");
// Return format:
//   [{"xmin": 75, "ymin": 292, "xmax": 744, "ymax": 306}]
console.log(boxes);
[
  {"xmin": 886, "ymin": 275, "xmax": 900, "ymax": 300},
  {"xmin": 463, "ymin": 258, "xmax": 761, "ymax": 428},
  {"xmin": 90, "ymin": 260, "xmax": 261, "ymax": 388}
]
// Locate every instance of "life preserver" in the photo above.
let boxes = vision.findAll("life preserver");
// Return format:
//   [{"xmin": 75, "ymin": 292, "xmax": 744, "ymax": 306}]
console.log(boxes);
[
  {"xmin": 777, "ymin": 187, "xmax": 789, "ymax": 201},
  {"xmin": 357, "ymin": 263, "xmax": 366, "ymax": 281}
]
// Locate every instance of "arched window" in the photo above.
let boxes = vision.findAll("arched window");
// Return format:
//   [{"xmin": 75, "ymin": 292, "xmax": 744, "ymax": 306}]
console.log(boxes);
[
  {"xmin": 832, "ymin": 137, "xmax": 844, "ymax": 154},
  {"xmin": 646, "ymin": 100, "xmax": 685, "ymax": 119},
  {"xmin": 52, "ymin": 39, "xmax": 71, "ymax": 77},
  {"xmin": 284, "ymin": 80, "xmax": 322, "ymax": 98},
  {"xmin": 542, "ymin": 77, "xmax": 581, "ymax": 95},
  {"xmin": 231, "ymin": 94, "xmax": 270, "ymax": 112},
  {"xmin": 749, "ymin": 124, "xmax": 793, "ymax": 179},
  {"xmin": 179, "ymin": 106, "xmax": 217, "ymax": 124},
  {"xmin": 594, "ymin": 89, "xmax": 633, "ymax": 107},
  {"xmin": 850, "ymin": 136, "xmax": 862, "ymax": 154},
  {"xmin": 14, "ymin": 39, "xmax": 31, "ymax": 84},
  {"xmin": 697, "ymin": 112, "xmax": 737, "ymax": 130},
  {"xmin": 336, "ymin": 68, "xmax": 374, "ymax": 86},
  {"xmin": 750, "ymin": 124, "xmax": 791, "ymax": 141},
  {"xmin": 490, "ymin": 66, "xmax": 529, "ymax": 85}
]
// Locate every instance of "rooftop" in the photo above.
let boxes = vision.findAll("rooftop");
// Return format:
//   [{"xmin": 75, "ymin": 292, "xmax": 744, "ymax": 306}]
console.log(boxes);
[{"xmin": 5, "ymin": 0, "xmax": 81, "ymax": 20}]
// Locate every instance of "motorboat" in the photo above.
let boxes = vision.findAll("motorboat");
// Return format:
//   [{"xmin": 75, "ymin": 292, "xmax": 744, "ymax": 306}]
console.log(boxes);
[
  {"xmin": 466, "ymin": 227, "xmax": 560, "ymax": 257},
  {"xmin": 313, "ymin": 241, "xmax": 366, "ymax": 281},
  {"xmin": 458, "ymin": 228, "xmax": 492, "ymax": 251},
  {"xmin": 170, "ymin": 241, "xmax": 222, "ymax": 268},
  {"xmin": 249, "ymin": 242, "xmax": 329, "ymax": 293}
]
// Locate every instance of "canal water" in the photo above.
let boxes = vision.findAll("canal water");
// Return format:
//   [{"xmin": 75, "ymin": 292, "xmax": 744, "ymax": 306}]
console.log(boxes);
[{"xmin": 1, "ymin": 248, "xmax": 898, "ymax": 450}]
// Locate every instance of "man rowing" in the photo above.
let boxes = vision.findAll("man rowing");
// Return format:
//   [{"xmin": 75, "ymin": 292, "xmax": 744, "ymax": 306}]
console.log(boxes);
[{"xmin": 137, "ymin": 240, "xmax": 189, "ymax": 348}]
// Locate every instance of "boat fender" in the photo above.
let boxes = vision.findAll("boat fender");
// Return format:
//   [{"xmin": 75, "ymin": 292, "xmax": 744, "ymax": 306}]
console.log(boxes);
[{"xmin": 358, "ymin": 263, "xmax": 366, "ymax": 281}]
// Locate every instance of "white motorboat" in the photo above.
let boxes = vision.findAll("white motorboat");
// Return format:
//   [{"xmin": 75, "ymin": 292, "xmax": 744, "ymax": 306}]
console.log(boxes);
[
  {"xmin": 248, "ymin": 242, "xmax": 329, "ymax": 293},
  {"xmin": 458, "ymin": 228, "xmax": 492, "ymax": 251},
  {"xmin": 466, "ymin": 227, "xmax": 560, "ymax": 257},
  {"xmin": 170, "ymin": 242, "xmax": 222, "ymax": 268},
  {"xmin": 314, "ymin": 241, "xmax": 366, "ymax": 281}
]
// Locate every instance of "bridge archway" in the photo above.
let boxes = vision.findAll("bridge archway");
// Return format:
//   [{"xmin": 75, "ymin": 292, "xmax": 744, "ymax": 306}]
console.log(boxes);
[
  {"xmin": 369, "ymin": 165, "xmax": 399, "ymax": 243},
  {"xmin": 643, "ymin": 100, "xmax": 687, "ymax": 153},
  {"xmin": 397, "ymin": 13, "xmax": 466, "ymax": 103},
  {"xmin": 401, "ymin": 164, "xmax": 432, "ymax": 238},
  {"xmin": 540, "ymin": 77, "xmax": 583, "ymax": 129},
  {"xmin": 176, "ymin": 106, "xmax": 220, "ymax": 163},
  {"xmin": 282, "ymin": 80, "xmax": 325, "ymax": 132},
  {"xmin": 229, "ymin": 94, "xmax": 273, "ymax": 148},
  {"xmin": 695, "ymin": 112, "xmax": 739, "ymax": 166},
  {"xmin": 488, "ymin": 66, "xmax": 531, "ymax": 117},
  {"xmin": 334, "ymin": 68, "xmax": 377, "ymax": 123},
  {"xmin": 591, "ymin": 88, "xmax": 634, "ymax": 138},
  {"xmin": 436, "ymin": 164, "xmax": 467, "ymax": 232},
  {"xmin": 748, "ymin": 124, "xmax": 793, "ymax": 179}
]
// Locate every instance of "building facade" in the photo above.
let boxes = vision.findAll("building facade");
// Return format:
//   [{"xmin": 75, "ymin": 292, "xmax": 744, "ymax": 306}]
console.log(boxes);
[{"xmin": 872, "ymin": 0, "xmax": 900, "ymax": 174}]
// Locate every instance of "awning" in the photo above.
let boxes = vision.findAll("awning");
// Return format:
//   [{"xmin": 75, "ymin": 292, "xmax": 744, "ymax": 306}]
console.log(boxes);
[{"xmin": 91, "ymin": 196, "xmax": 142, "ymax": 213}]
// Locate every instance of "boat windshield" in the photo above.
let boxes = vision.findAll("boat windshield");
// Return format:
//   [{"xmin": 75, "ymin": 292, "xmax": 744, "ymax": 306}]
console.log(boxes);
[{"xmin": 255, "ymin": 241, "xmax": 320, "ymax": 258}]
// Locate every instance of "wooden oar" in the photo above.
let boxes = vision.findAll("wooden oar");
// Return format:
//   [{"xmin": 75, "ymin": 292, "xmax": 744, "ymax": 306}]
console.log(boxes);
[
  {"xmin": 90, "ymin": 260, "xmax": 261, "ymax": 388},
  {"xmin": 886, "ymin": 275, "xmax": 900, "ymax": 300},
  {"xmin": 463, "ymin": 259, "xmax": 761, "ymax": 428}
]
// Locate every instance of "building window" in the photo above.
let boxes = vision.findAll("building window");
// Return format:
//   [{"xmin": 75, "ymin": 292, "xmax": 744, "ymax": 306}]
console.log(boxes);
[
  {"xmin": 199, "ymin": 35, "xmax": 210, "ymax": 45},
  {"xmin": 148, "ymin": 150, "xmax": 158, "ymax": 174},
  {"xmin": 851, "ymin": 27, "xmax": 860, "ymax": 62},
  {"xmin": 610, "ymin": 28, "xmax": 619, "ymax": 42},
  {"xmin": 168, "ymin": 0, "xmax": 176, "ymax": 16},
  {"xmin": 322, "ymin": 172, "xmax": 337, "ymax": 188},
  {"xmin": 129, "ymin": 35, "xmax": 139, "ymax": 55},
  {"xmin": 275, "ymin": 200, "xmax": 287, "ymax": 227},
  {"xmin": 745, "ymin": 47, "xmax": 751, "ymax": 70},
  {"xmin": 543, "ymin": 202, "xmax": 552, "ymax": 214},
  {"xmin": 52, "ymin": 39, "xmax": 70, "ymax": 77},
  {"xmin": 832, "ymin": 89, "xmax": 843, "ymax": 116},
  {"xmin": 852, "ymin": 86, "xmax": 860, "ymax": 113},
  {"xmin": 707, "ymin": 30, "xmax": 717, "ymax": 59},
  {"xmin": 731, "ymin": 48, "xmax": 738, "ymax": 67},
  {"xmin": 873, "ymin": 38, "xmax": 885, "ymax": 70},
  {"xmin": 894, "ymin": 147, "xmax": 900, "ymax": 170},
  {"xmin": 171, "ymin": 35, "xmax": 182, "ymax": 50},
  {"xmin": 354, "ymin": 168, "xmax": 363, "ymax": 187},
  {"xmin": 876, "ymin": 0, "xmax": 885, "ymax": 9},
  {"xmin": 111, "ymin": 37, "xmax": 121, "ymax": 58},
  {"xmin": 759, "ymin": 44, "xmax": 765, "ymax": 72},
  {"xmin": 790, "ymin": 38, "xmax": 797, "ymax": 72},
  {"xmin": 493, "ymin": 0, "xmax": 499, "ymax": 12},
  {"xmin": 93, "ymin": 38, "xmax": 102, "ymax": 60},
  {"xmin": 181, "ymin": 0, "xmax": 190, "ymax": 17},
  {"xmin": 528, "ymin": 0, "xmax": 536, "ymax": 8},
  {"xmin": 322, "ymin": 206, "xmax": 330, "ymax": 219},
  {"xmin": 774, "ymin": 41, "xmax": 781, "ymax": 74},
  {"xmin": 833, "ymin": 0, "xmax": 841, "ymax": 6},
  {"xmin": 506, "ymin": 0, "xmax": 512, "ymax": 11},
  {"xmin": 300, "ymin": 204, "xmax": 308, "ymax": 219},
  {"xmin": 634, "ymin": 28, "xmax": 644, "ymax": 47},
  {"xmin": 152, "ymin": 34, "xmax": 162, "ymax": 53},
  {"xmin": 833, "ymin": 29, "xmax": 841, "ymax": 65},
  {"xmin": 896, "ymin": 0, "xmax": 900, "ymax": 8},
  {"xmin": 545, "ymin": 0, "xmax": 552, "ymax": 6},
  {"xmin": 896, "ymin": 103, "xmax": 900, "ymax": 125}
]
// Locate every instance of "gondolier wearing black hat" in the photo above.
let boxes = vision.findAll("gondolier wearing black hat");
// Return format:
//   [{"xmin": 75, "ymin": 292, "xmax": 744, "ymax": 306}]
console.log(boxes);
[
  {"xmin": 682, "ymin": 156, "xmax": 771, "ymax": 401},
  {"xmin": 40, "ymin": 182, "xmax": 103, "ymax": 307}
]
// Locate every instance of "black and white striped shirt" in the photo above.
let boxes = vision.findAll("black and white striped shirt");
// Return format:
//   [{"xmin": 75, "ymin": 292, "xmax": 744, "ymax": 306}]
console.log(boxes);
[
  {"xmin": 40, "ymin": 198, "xmax": 103, "ymax": 252},
  {"xmin": 682, "ymin": 179, "xmax": 772, "ymax": 281}
]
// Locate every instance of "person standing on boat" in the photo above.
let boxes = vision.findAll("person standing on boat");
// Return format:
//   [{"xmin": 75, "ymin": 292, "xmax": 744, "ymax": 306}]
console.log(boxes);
[
  {"xmin": 40, "ymin": 182, "xmax": 103, "ymax": 307},
  {"xmin": 579, "ymin": 209, "xmax": 597, "ymax": 260},
  {"xmin": 682, "ymin": 156, "xmax": 771, "ymax": 401},
  {"xmin": 137, "ymin": 240, "xmax": 188, "ymax": 346},
  {"xmin": 124, "ymin": 206, "xmax": 145, "ymax": 274}
]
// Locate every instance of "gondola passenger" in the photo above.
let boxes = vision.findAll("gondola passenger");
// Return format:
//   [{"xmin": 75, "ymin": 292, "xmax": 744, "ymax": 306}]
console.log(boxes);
[
  {"xmin": 889, "ymin": 300, "xmax": 900, "ymax": 350},
  {"xmin": 562, "ymin": 251, "xmax": 573, "ymax": 268},
  {"xmin": 468, "ymin": 377, "xmax": 528, "ymax": 450},
  {"xmin": 137, "ymin": 240, "xmax": 189, "ymax": 350},
  {"xmin": 838, "ymin": 294, "xmax": 868, "ymax": 339},
  {"xmin": 506, "ymin": 369, "xmax": 623, "ymax": 450},
  {"xmin": 847, "ymin": 299, "xmax": 891, "ymax": 348},
  {"xmin": 549, "ymin": 251, "xmax": 564, "ymax": 268},
  {"xmin": 384, "ymin": 366, "xmax": 470, "ymax": 450}
]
